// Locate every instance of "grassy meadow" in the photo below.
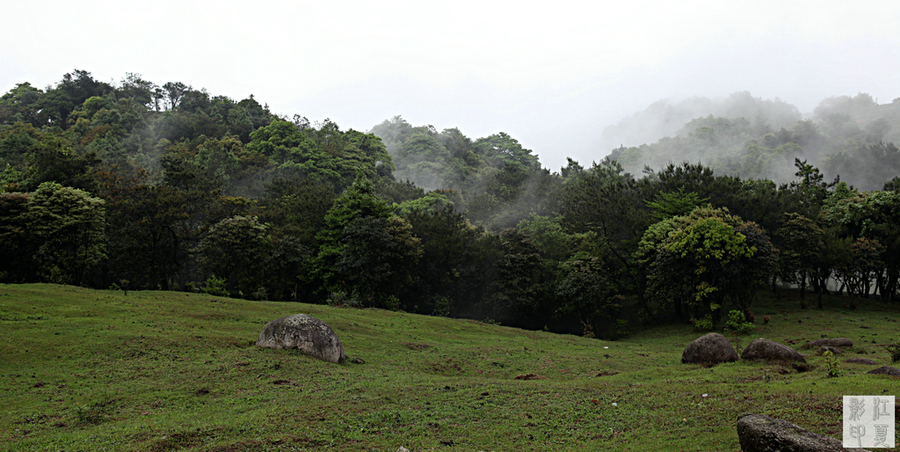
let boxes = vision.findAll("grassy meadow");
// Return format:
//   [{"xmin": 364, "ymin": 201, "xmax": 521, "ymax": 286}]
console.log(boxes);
[{"xmin": 1, "ymin": 284, "xmax": 899, "ymax": 451}]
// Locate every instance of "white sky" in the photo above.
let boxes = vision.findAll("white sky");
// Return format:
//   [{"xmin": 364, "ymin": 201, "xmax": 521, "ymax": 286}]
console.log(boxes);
[{"xmin": 2, "ymin": 0, "xmax": 899, "ymax": 170}]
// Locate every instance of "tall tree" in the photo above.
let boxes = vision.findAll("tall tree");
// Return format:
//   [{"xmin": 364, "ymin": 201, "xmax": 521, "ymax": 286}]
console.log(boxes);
[
  {"xmin": 311, "ymin": 173, "xmax": 421, "ymax": 307},
  {"xmin": 23, "ymin": 182, "xmax": 107, "ymax": 284},
  {"xmin": 636, "ymin": 206, "xmax": 773, "ymax": 324},
  {"xmin": 198, "ymin": 215, "xmax": 271, "ymax": 296}
]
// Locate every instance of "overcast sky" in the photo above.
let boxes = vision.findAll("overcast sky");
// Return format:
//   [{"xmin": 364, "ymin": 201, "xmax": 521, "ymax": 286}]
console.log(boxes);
[{"xmin": 3, "ymin": 0, "xmax": 898, "ymax": 170}]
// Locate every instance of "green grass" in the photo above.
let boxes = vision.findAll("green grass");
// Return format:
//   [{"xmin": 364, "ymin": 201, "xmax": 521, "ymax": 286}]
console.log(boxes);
[{"xmin": 1, "ymin": 284, "xmax": 899, "ymax": 451}]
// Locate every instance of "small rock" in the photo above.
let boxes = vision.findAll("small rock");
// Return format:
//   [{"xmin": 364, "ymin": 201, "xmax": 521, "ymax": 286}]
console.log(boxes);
[
  {"xmin": 803, "ymin": 338, "xmax": 853, "ymax": 349},
  {"xmin": 846, "ymin": 358, "xmax": 877, "ymax": 365},
  {"xmin": 815, "ymin": 346, "xmax": 844, "ymax": 356}
]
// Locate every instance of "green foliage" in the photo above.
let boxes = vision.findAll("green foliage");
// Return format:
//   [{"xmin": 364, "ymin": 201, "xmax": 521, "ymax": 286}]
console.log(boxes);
[
  {"xmin": 492, "ymin": 228, "xmax": 557, "ymax": 325},
  {"xmin": 395, "ymin": 190, "xmax": 454, "ymax": 216},
  {"xmin": 637, "ymin": 206, "xmax": 773, "ymax": 323},
  {"xmin": 23, "ymin": 182, "xmax": 107, "ymax": 284},
  {"xmin": 556, "ymin": 253, "xmax": 623, "ymax": 339},
  {"xmin": 21, "ymin": 134, "xmax": 101, "ymax": 193},
  {"xmin": 887, "ymin": 342, "xmax": 900, "ymax": 363},
  {"xmin": 725, "ymin": 310, "xmax": 754, "ymax": 335},
  {"xmin": 326, "ymin": 290, "xmax": 362, "ymax": 308},
  {"xmin": 558, "ymin": 159, "xmax": 653, "ymax": 320},
  {"xmin": 246, "ymin": 119, "xmax": 386, "ymax": 188},
  {"xmin": 516, "ymin": 214, "xmax": 573, "ymax": 262},
  {"xmin": 202, "ymin": 275, "xmax": 228, "ymax": 296},
  {"xmin": 690, "ymin": 315, "xmax": 714, "ymax": 332},
  {"xmin": 397, "ymin": 131, "xmax": 449, "ymax": 166},
  {"xmin": 198, "ymin": 215, "xmax": 270, "ymax": 294},
  {"xmin": 8, "ymin": 70, "xmax": 900, "ymax": 339},
  {"xmin": 822, "ymin": 351, "xmax": 842, "ymax": 377},
  {"xmin": 399, "ymin": 205, "xmax": 486, "ymax": 317},
  {"xmin": 645, "ymin": 187, "xmax": 709, "ymax": 222},
  {"xmin": 313, "ymin": 173, "xmax": 422, "ymax": 308},
  {"xmin": 615, "ymin": 319, "xmax": 630, "ymax": 338},
  {"xmin": 473, "ymin": 132, "xmax": 539, "ymax": 170}
]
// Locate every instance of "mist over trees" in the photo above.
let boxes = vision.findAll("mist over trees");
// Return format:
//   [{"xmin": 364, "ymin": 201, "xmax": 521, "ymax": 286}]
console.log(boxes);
[
  {"xmin": 3, "ymin": 70, "xmax": 900, "ymax": 339},
  {"xmin": 603, "ymin": 92, "xmax": 900, "ymax": 190}
]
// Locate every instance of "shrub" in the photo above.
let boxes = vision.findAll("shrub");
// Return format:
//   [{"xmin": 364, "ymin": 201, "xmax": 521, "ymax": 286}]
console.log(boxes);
[
  {"xmin": 887, "ymin": 342, "xmax": 900, "ymax": 363},
  {"xmin": 615, "ymin": 319, "xmax": 630, "ymax": 339},
  {"xmin": 581, "ymin": 322, "xmax": 595, "ymax": 338},
  {"xmin": 203, "ymin": 275, "xmax": 228, "ymax": 297},
  {"xmin": 732, "ymin": 337, "xmax": 743, "ymax": 356},
  {"xmin": 251, "ymin": 286, "xmax": 268, "ymax": 301},
  {"xmin": 431, "ymin": 295, "xmax": 451, "ymax": 317},
  {"xmin": 725, "ymin": 310, "xmax": 754, "ymax": 335},
  {"xmin": 823, "ymin": 350, "xmax": 842, "ymax": 377},
  {"xmin": 327, "ymin": 291, "xmax": 361, "ymax": 308},
  {"xmin": 691, "ymin": 315, "xmax": 714, "ymax": 332}
]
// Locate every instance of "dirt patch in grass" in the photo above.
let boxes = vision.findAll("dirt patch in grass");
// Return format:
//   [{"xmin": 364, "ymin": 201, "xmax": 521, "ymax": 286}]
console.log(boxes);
[
  {"xmin": 514, "ymin": 374, "xmax": 546, "ymax": 380},
  {"xmin": 402, "ymin": 342, "xmax": 432, "ymax": 350}
]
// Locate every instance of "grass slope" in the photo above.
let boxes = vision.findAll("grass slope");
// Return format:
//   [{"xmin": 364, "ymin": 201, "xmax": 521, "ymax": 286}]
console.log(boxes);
[{"xmin": 1, "ymin": 284, "xmax": 899, "ymax": 451}]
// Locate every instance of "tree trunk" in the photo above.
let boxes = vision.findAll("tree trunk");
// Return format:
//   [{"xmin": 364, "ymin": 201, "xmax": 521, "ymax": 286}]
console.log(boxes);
[{"xmin": 799, "ymin": 272, "xmax": 807, "ymax": 308}]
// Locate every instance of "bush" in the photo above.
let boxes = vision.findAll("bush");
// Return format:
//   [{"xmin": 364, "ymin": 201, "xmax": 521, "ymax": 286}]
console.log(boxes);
[
  {"xmin": 615, "ymin": 319, "xmax": 630, "ymax": 339},
  {"xmin": 887, "ymin": 342, "xmax": 900, "ymax": 363},
  {"xmin": 725, "ymin": 310, "xmax": 754, "ymax": 335},
  {"xmin": 431, "ymin": 295, "xmax": 451, "ymax": 317},
  {"xmin": 823, "ymin": 350, "xmax": 842, "ymax": 377},
  {"xmin": 691, "ymin": 315, "xmax": 714, "ymax": 332},
  {"xmin": 251, "ymin": 286, "xmax": 268, "ymax": 301},
  {"xmin": 327, "ymin": 291, "xmax": 361, "ymax": 308},
  {"xmin": 203, "ymin": 275, "xmax": 228, "ymax": 297}
]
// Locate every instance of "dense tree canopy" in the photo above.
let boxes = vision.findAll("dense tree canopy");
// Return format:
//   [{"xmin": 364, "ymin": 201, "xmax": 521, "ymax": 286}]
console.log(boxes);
[{"xmin": 3, "ymin": 70, "xmax": 900, "ymax": 339}]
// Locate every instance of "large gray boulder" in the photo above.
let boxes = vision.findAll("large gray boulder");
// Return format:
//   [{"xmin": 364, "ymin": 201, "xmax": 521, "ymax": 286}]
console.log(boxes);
[
  {"xmin": 256, "ymin": 314, "xmax": 347, "ymax": 363},
  {"xmin": 867, "ymin": 366, "xmax": 900, "ymax": 377},
  {"xmin": 682, "ymin": 332, "xmax": 739, "ymax": 364},
  {"xmin": 742, "ymin": 338, "xmax": 807, "ymax": 363},
  {"xmin": 737, "ymin": 413, "xmax": 868, "ymax": 452}
]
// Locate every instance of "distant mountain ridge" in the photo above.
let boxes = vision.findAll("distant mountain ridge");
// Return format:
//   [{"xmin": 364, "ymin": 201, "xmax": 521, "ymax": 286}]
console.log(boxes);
[{"xmin": 601, "ymin": 92, "xmax": 900, "ymax": 190}]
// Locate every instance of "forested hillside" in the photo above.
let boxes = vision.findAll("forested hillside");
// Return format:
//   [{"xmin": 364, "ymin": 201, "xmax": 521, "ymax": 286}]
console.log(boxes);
[
  {"xmin": 3, "ymin": 70, "xmax": 900, "ymax": 338},
  {"xmin": 603, "ymin": 92, "xmax": 900, "ymax": 190}
]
